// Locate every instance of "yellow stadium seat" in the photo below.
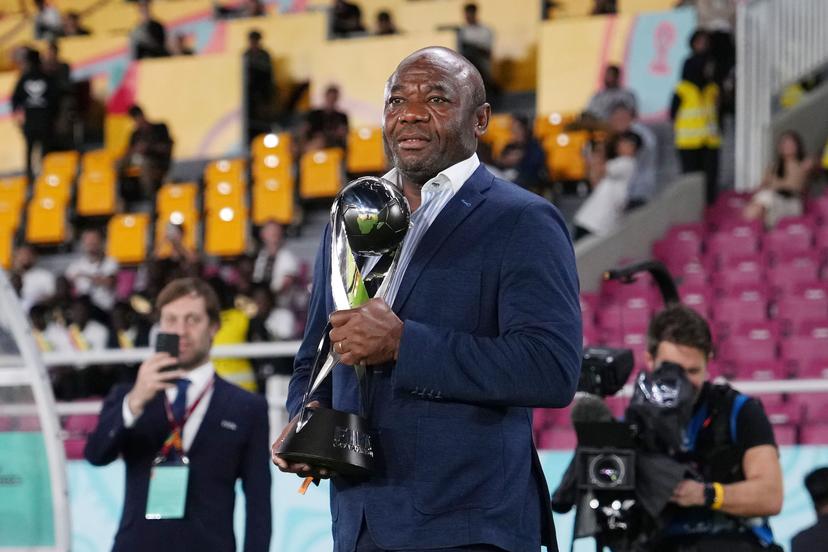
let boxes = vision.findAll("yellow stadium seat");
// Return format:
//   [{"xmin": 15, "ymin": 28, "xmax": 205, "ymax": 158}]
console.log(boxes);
[
  {"xmin": 0, "ymin": 227, "xmax": 11, "ymax": 269},
  {"xmin": 156, "ymin": 182, "xmax": 197, "ymax": 215},
  {"xmin": 26, "ymin": 197, "xmax": 67, "ymax": 245},
  {"xmin": 252, "ymin": 173, "xmax": 294, "ymax": 226},
  {"xmin": 107, "ymin": 213, "xmax": 150, "ymax": 264},
  {"xmin": 204, "ymin": 207, "xmax": 248, "ymax": 257},
  {"xmin": 0, "ymin": 176, "xmax": 27, "ymax": 208},
  {"xmin": 205, "ymin": 179, "xmax": 246, "ymax": 213},
  {"xmin": 155, "ymin": 209, "xmax": 199, "ymax": 259},
  {"xmin": 42, "ymin": 150, "xmax": 80, "ymax": 178},
  {"xmin": 543, "ymin": 131, "xmax": 590, "ymax": 181},
  {"xmin": 481, "ymin": 113, "xmax": 513, "ymax": 146},
  {"xmin": 300, "ymin": 148, "xmax": 344, "ymax": 199},
  {"xmin": 251, "ymin": 132, "xmax": 292, "ymax": 160},
  {"xmin": 33, "ymin": 171, "xmax": 72, "ymax": 203},
  {"xmin": 77, "ymin": 170, "xmax": 117, "ymax": 216},
  {"xmin": 105, "ymin": 114, "xmax": 134, "ymax": 159},
  {"xmin": 0, "ymin": 200, "xmax": 21, "ymax": 232},
  {"xmin": 204, "ymin": 159, "xmax": 246, "ymax": 185},
  {"xmin": 82, "ymin": 150, "xmax": 114, "ymax": 172},
  {"xmin": 347, "ymin": 127, "xmax": 386, "ymax": 174},
  {"xmin": 252, "ymin": 151, "xmax": 293, "ymax": 181},
  {"xmin": 534, "ymin": 112, "xmax": 577, "ymax": 141}
]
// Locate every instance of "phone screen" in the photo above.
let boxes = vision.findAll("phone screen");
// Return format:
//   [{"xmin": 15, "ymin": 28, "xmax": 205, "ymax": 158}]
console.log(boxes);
[{"xmin": 155, "ymin": 332, "xmax": 180, "ymax": 371}]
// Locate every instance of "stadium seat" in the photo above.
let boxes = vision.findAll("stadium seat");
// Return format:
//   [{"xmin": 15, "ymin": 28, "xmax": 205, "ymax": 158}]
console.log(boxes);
[
  {"xmin": 347, "ymin": 126, "xmax": 386, "ymax": 174},
  {"xmin": 204, "ymin": 159, "xmax": 246, "ymax": 185},
  {"xmin": 156, "ymin": 182, "xmax": 197, "ymax": 215},
  {"xmin": 653, "ymin": 224, "xmax": 704, "ymax": 268},
  {"xmin": 533, "ymin": 112, "xmax": 576, "ymax": 141},
  {"xmin": 537, "ymin": 426, "xmax": 577, "ymax": 450},
  {"xmin": 251, "ymin": 132, "xmax": 292, "ymax": 159},
  {"xmin": 712, "ymin": 256, "xmax": 765, "ymax": 290},
  {"xmin": 107, "ymin": 214, "xmax": 150, "ymax": 264},
  {"xmin": 300, "ymin": 148, "xmax": 344, "ymax": 199},
  {"xmin": 82, "ymin": 149, "xmax": 114, "ymax": 172},
  {"xmin": 717, "ymin": 330, "xmax": 778, "ymax": 365},
  {"xmin": 42, "ymin": 150, "xmax": 80, "ymax": 178},
  {"xmin": 796, "ymin": 359, "xmax": 828, "ymax": 380},
  {"xmin": 673, "ymin": 259, "xmax": 709, "ymax": 288},
  {"xmin": 781, "ymin": 333, "xmax": 828, "ymax": 373},
  {"xmin": 76, "ymin": 170, "xmax": 116, "ymax": 216},
  {"xmin": 597, "ymin": 297, "xmax": 652, "ymax": 338},
  {"xmin": 622, "ymin": 331, "xmax": 648, "ymax": 368},
  {"xmin": 33, "ymin": 171, "xmax": 73, "ymax": 203},
  {"xmin": 0, "ymin": 199, "xmax": 22, "ymax": 233},
  {"xmin": 767, "ymin": 255, "xmax": 820, "ymax": 297},
  {"xmin": 204, "ymin": 207, "xmax": 247, "ymax": 257},
  {"xmin": 481, "ymin": 113, "xmax": 513, "ymax": 148},
  {"xmin": 63, "ymin": 414, "xmax": 99, "ymax": 435},
  {"xmin": 252, "ymin": 151, "xmax": 293, "ymax": 181},
  {"xmin": 0, "ymin": 176, "xmax": 27, "ymax": 208},
  {"xmin": 600, "ymin": 271, "xmax": 657, "ymax": 301},
  {"xmin": 732, "ymin": 359, "xmax": 786, "ymax": 381},
  {"xmin": 205, "ymin": 179, "xmax": 246, "ymax": 213},
  {"xmin": 801, "ymin": 424, "xmax": 828, "ymax": 445},
  {"xmin": 543, "ymin": 130, "xmax": 589, "ymax": 181},
  {"xmin": 252, "ymin": 173, "xmax": 295, "ymax": 226},
  {"xmin": 764, "ymin": 217, "xmax": 814, "ymax": 259},
  {"xmin": 774, "ymin": 283, "xmax": 828, "ymax": 329},
  {"xmin": 26, "ymin": 197, "xmax": 67, "ymax": 244},
  {"xmin": 155, "ymin": 210, "xmax": 199, "ymax": 259},
  {"xmin": 64, "ymin": 438, "xmax": 87, "ymax": 460},
  {"xmin": 712, "ymin": 288, "xmax": 769, "ymax": 329},
  {"xmin": 680, "ymin": 284, "xmax": 712, "ymax": 318},
  {"xmin": 772, "ymin": 425, "xmax": 797, "ymax": 446},
  {"xmin": 0, "ymin": 227, "xmax": 11, "ymax": 269}
]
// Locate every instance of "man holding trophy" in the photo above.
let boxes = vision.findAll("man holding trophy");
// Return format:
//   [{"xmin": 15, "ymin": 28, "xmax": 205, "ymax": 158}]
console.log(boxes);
[{"xmin": 273, "ymin": 47, "xmax": 582, "ymax": 551}]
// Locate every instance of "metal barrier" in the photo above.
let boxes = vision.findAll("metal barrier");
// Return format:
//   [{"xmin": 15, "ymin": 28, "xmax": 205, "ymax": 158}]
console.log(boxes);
[{"xmin": 735, "ymin": 0, "xmax": 828, "ymax": 191}]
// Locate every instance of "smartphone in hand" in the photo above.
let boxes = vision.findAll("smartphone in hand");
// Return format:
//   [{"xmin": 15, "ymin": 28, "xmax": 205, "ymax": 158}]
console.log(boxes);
[{"xmin": 155, "ymin": 332, "xmax": 180, "ymax": 372}]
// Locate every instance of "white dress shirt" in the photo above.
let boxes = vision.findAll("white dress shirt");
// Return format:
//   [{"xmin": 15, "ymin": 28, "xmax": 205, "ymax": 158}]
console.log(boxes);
[
  {"xmin": 122, "ymin": 361, "xmax": 216, "ymax": 453},
  {"xmin": 376, "ymin": 153, "xmax": 480, "ymax": 308}
]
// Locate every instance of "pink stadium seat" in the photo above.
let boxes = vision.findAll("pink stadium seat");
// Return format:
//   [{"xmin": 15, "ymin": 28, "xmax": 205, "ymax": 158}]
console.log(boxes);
[
  {"xmin": 767, "ymin": 255, "xmax": 820, "ymax": 297},
  {"xmin": 763, "ymin": 217, "xmax": 814, "ymax": 258},
  {"xmin": 796, "ymin": 359, "xmax": 828, "ymax": 380},
  {"xmin": 712, "ymin": 256, "xmax": 765, "ymax": 290},
  {"xmin": 781, "ymin": 334, "xmax": 828, "ymax": 372},
  {"xmin": 63, "ymin": 414, "xmax": 99, "ymax": 436},
  {"xmin": 582, "ymin": 322, "xmax": 600, "ymax": 346},
  {"xmin": 534, "ymin": 405, "xmax": 573, "ymax": 429},
  {"xmin": 712, "ymin": 289, "xmax": 768, "ymax": 329},
  {"xmin": 814, "ymin": 224, "xmax": 828, "ymax": 254},
  {"xmin": 537, "ymin": 426, "xmax": 578, "ymax": 450},
  {"xmin": 732, "ymin": 359, "xmax": 787, "ymax": 381},
  {"xmin": 792, "ymin": 393, "xmax": 828, "ymax": 422},
  {"xmin": 580, "ymin": 293, "xmax": 598, "ymax": 326},
  {"xmin": 705, "ymin": 192, "xmax": 752, "ymax": 225},
  {"xmin": 805, "ymin": 194, "xmax": 828, "ymax": 222},
  {"xmin": 622, "ymin": 331, "xmax": 648, "ymax": 368},
  {"xmin": 774, "ymin": 283, "xmax": 828, "ymax": 329},
  {"xmin": 717, "ymin": 331, "xmax": 778, "ymax": 364},
  {"xmin": 600, "ymin": 273, "xmax": 657, "ymax": 302},
  {"xmin": 729, "ymin": 320, "xmax": 782, "ymax": 340},
  {"xmin": 653, "ymin": 224, "xmax": 704, "ymax": 267},
  {"xmin": 673, "ymin": 260, "xmax": 709, "ymax": 288},
  {"xmin": 801, "ymin": 425, "xmax": 828, "ymax": 445},
  {"xmin": 115, "ymin": 269, "xmax": 137, "ymax": 301},
  {"xmin": 604, "ymin": 396, "xmax": 630, "ymax": 419},
  {"xmin": 757, "ymin": 394, "xmax": 786, "ymax": 409},
  {"xmin": 64, "ymin": 438, "xmax": 87, "ymax": 460},
  {"xmin": 772, "ymin": 425, "xmax": 797, "ymax": 446},
  {"xmin": 705, "ymin": 223, "xmax": 762, "ymax": 265},
  {"xmin": 680, "ymin": 284, "xmax": 712, "ymax": 318},
  {"xmin": 795, "ymin": 319, "xmax": 828, "ymax": 337},
  {"xmin": 597, "ymin": 298, "xmax": 653, "ymax": 335}
]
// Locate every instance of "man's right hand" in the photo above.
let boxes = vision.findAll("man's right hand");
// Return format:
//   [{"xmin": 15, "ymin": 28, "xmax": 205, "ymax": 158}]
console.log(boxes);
[
  {"xmin": 125, "ymin": 353, "xmax": 184, "ymax": 417},
  {"xmin": 271, "ymin": 401, "xmax": 332, "ymax": 479}
]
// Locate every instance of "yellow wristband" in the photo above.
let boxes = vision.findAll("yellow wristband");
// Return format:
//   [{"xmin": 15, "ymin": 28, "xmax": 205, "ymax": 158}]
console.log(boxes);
[{"xmin": 711, "ymin": 482, "xmax": 724, "ymax": 510}]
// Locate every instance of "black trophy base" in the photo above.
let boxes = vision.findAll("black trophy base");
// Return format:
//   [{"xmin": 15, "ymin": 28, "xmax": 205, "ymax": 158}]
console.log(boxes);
[{"xmin": 277, "ymin": 406, "xmax": 375, "ymax": 478}]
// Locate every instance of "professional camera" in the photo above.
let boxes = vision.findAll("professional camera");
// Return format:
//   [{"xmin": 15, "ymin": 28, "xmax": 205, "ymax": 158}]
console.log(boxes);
[{"xmin": 552, "ymin": 261, "xmax": 696, "ymax": 552}]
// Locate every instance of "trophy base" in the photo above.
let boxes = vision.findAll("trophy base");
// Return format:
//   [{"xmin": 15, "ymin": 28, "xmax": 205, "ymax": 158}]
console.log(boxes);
[{"xmin": 277, "ymin": 407, "xmax": 375, "ymax": 478}]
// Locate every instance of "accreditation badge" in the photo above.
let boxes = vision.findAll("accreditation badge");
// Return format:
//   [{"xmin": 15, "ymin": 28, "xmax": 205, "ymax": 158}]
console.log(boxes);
[{"xmin": 145, "ymin": 457, "xmax": 190, "ymax": 520}]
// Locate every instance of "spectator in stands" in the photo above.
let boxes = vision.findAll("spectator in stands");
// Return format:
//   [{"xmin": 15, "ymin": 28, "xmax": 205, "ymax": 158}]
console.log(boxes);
[
  {"xmin": 247, "ymin": 284, "xmax": 296, "ymax": 386},
  {"xmin": 672, "ymin": 48, "xmax": 721, "ymax": 206},
  {"xmin": 119, "ymin": 104, "xmax": 173, "ymax": 204},
  {"xmin": 573, "ymin": 130, "xmax": 642, "ymax": 240},
  {"xmin": 30, "ymin": 303, "xmax": 56, "ymax": 352},
  {"xmin": 584, "ymin": 65, "xmax": 638, "ymax": 121},
  {"xmin": 209, "ymin": 276, "xmax": 257, "ymax": 392},
  {"xmin": 48, "ymin": 295, "xmax": 109, "ymax": 352},
  {"xmin": 62, "ymin": 11, "xmax": 91, "ymax": 36},
  {"xmin": 645, "ymin": 304, "xmax": 782, "ymax": 550},
  {"xmin": 42, "ymin": 40, "xmax": 74, "ymax": 150},
  {"xmin": 302, "ymin": 84, "xmax": 349, "ymax": 151},
  {"xmin": 331, "ymin": 0, "xmax": 366, "ymax": 38},
  {"xmin": 742, "ymin": 130, "xmax": 816, "ymax": 228},
  {"xmin": 243, "ymin": 30, "xmax": 276, "ymax": 141},
  {"xmin": 607, "ymin": 103, "xmax": 657, "ymax": 209},
  {"xmin": 458, "ymin": 3, "xmax": 496, "ymax": 101},
  {"xmin": 214, "ymin": 0, "xmax": 265, "ymax": 19},
  {"xmin": 375, "ymin": 10, "xmax": 398, "ymax": 36},
  {"xmin": 171, "ymin": 33, "xmax": 195, "ymax": 56},
  {"xmin": 145, "ymin": 221, "xmax": 202, "ymax": 300},
  {"xmin": 792, "ymin": 467, "xmax": 828, "ymax": 552},
  {"xmin": 130, "ymin": 0, "xmax": 169, "ymax": 60},
  {"xmin": 84, "ymin": 277, "xmax": 271, "ymax": 551},
  {"xmin": 107, "ymin": 301, "xmax": 150, "ymax": 350},
  {"xmin": 252, "ymin": 221, "xmax": 300, "ymax": 295},
  {"xmin": 12, "ymin": 48, "xmax": 59, "ymax": 184},
  {"xmin": 496, "ymin": 114, "xmax": 547, "ymax": 191},
  {"xmin": 33, "ymin": 0, "xmax": 63, "ymax": 40},
  {"xmin": 65, "ymin": 228, "xmax": 119, "ymax": 314},
  {"xmin": 687, "ymin": 28, "xmax": 710, "ymax": 59},
  {"xmin": 11, "ymin": 245, "xmax": 56, "ymax": 313},
  {"xmin": 591, "ymin": 0, "xmax": 617, "ymax": 15}
]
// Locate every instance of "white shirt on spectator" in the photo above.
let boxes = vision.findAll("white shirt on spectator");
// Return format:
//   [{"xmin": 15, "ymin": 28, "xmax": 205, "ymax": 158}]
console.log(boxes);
[
  {"xmin": 46, "ymin": 320, "xmax": 109, "ymax": 352},
  {"xmin": 252, "ymin": 248, "xmax": 300, "ymax": 294},
  {"xmin": 574, "ymin": 156, "xmax": 637, "ymax": 236},
  {"xmin": 20, "ymin": 268, "xmax": 55, "ymax": 312},
  {"xmin": 66, "ymin": 255, "xmax": 119, "ymax": 310},
  {"xmin": 459, "ymin": 23, "xmax": 493, "ymax": 53}
]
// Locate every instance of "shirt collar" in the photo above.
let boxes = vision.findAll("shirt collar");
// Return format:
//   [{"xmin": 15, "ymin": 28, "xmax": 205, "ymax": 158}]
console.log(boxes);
[
  {"xmin": 382, "ymin": 153, "xmax": 480, "ymax": 199},
  {"xmin": 182, "ymin": 360, "xmax": 215, "ymax": 394}
]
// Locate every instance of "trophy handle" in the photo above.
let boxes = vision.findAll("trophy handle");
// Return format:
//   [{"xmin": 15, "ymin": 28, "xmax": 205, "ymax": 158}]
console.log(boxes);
[{"xmin": 296, "ymin": 322, "xmax": 335, "ymax": 432}]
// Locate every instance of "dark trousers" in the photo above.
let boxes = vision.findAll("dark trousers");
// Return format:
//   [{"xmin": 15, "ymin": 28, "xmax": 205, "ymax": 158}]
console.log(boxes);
[
  {"xmin": 678, "ymin": 147, "xmax": 720, "ymax": 206},
  {"xmin": 24, "ymin": 132, "xmax": 51, "ymax": 183},
  {"xmin": 355, "ymin": 519, "xmax": 505, "ymax": 552}
]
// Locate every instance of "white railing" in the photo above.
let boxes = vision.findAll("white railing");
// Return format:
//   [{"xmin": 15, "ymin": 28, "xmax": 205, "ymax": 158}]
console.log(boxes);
[{"xmin": 735, "ymin": 0, "xmax": 828, "ymax": 191}]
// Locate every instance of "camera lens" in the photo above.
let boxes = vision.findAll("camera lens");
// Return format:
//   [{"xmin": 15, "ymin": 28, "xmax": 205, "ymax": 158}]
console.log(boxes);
[{"xmin": 588, "ymin": 454, "xmax": 626, "ymax": 488}]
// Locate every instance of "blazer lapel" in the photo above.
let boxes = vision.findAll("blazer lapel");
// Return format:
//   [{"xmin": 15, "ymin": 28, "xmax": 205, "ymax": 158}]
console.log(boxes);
[
  {"xmin": 187, "ymin": 377, "xmax": 230, "ymax": 457},
  {"xmin": 392, "ymin": 166, "xmax": 493, "ymax": 313}
]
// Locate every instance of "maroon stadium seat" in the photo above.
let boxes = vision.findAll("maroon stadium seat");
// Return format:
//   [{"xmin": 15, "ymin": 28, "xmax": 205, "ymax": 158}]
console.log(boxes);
[
  {"xmin": 537, "ymin": 426, "xmax": 578, "ymax": 450},
  {"xmin": 772, "ymin": 425, "xmax": 797, "ymax": 446},
  {"xmin": 801, "ymin": 424, "xmax": 828, "ymax": 445}
]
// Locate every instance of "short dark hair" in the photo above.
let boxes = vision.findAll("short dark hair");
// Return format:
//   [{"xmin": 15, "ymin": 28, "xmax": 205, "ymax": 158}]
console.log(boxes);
[
  {"xmin": 127, "ymin": 104, "xmax": 144, "ymax": 119},
  {"xmin": 806, "ymin": 467, "xmax": 828, "ymax": 510},
  {"xmin": 647, "ymin": 304, "xmax": 713, "ymax": 358},
  {"xmin": 606, "ymin": 64, "xmax": 621, "ymax": 77},
  {"xmin": 248, "ymin": 29, "xmax": 262, "ymax": 42},
  {"xmin": 616, "ymin": 130, "xmax": 642, "ymax": 151},
  {"xmin": 464, "ymin": 3, "xmax": 478, "ymax": 13},
  {"xmin": 156, "ymin": 277, "xmax": 221, "ymax": 326}
]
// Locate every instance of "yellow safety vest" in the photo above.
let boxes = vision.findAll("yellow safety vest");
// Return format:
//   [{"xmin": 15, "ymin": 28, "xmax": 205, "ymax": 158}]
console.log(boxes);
[
  {"xmin": 674, "ymin": 80, "xmax": 721, "ymax": 149},
  {"xmin": 822, "ymin": 140, "xmax": 828, "ymax": 170},
  {"xmin": 213, "ymin": 308, "xmax": 257, "ymax": 392}
]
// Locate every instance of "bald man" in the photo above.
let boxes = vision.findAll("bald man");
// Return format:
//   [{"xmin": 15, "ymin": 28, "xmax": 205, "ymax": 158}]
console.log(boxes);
[{"xmin": 274, "ymin": 47, "xmax": 582, "ymax": 552}]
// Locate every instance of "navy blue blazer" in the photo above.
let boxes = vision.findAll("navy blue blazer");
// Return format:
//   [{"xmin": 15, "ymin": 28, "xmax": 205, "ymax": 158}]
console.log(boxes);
[
  {"xmin": 287, "ymin": 166, "xmax": 582, "ymax": 552},
  {"xmin": 85, "ymin": 376, "xmax": 271, "ymax": 552}
]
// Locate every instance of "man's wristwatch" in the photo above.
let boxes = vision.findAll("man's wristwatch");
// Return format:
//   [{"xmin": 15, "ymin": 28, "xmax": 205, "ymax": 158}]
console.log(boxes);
[{"xmin": 703, "ymin": 482, "xmax": 716, "ymax": 508}]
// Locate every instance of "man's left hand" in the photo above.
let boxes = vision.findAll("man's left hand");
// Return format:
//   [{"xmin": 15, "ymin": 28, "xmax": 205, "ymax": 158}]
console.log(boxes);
[
  {"xmin": 329, "ymin": 298, "xmax": 403, "ymax": 366},
  {"xmin": 670, "ymin": 479, "xmax": 705, "ymax": 507}
]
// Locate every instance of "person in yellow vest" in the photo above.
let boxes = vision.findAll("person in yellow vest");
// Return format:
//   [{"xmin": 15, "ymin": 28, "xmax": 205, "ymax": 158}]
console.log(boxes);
[
  {"xmin": 671, "ymin": 55, "xmax": 721, "ymax": 205},
  {"xmin": 822, "ymin": 138, "xmax": 828, "ymax": 171},
  {"xmin": 208, "ymin": 277, "xmax": 257, "ymax": 392}
]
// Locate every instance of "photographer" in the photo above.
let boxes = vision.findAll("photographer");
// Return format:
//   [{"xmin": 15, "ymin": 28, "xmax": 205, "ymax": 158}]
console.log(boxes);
[{"xmin": 645, "ymin": 305, "xmax": 782, "ymax": 551}]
